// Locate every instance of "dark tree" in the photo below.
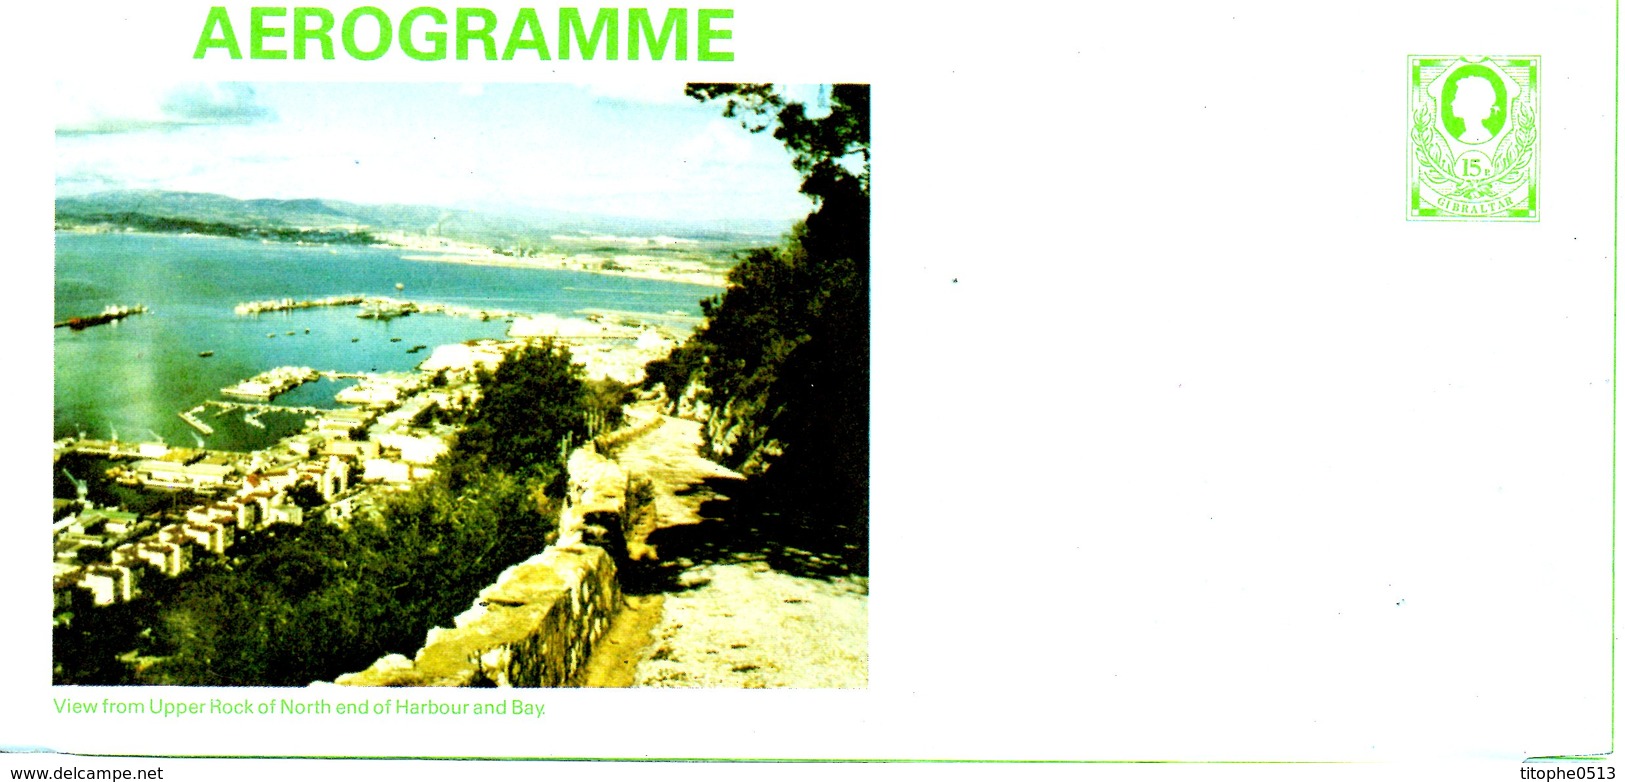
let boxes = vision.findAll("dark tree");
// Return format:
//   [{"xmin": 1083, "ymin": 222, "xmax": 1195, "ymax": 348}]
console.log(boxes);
[
  {"xmin": 677, "ymin": 84, "xmax": 870, "ymax": 561},
  {"xmin": 685, "ymin": 83, "xmax": 870, "ymax": 202},
  {"xmin": 285, "ymin": 482, "xmax": 325, "ymax": 510},
  {"xmin": 450, "ymin": 340, "xmax": 590, "ymax": 491}
]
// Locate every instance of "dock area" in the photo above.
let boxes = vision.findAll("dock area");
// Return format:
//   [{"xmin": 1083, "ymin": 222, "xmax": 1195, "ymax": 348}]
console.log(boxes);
[
  {"xmin": 204, "ymin": 399, "xmax": 325, "ymax": 416},
  {"xmin": 221, "ymin": 366, "xmax": 320, "ymax": 400},
  {"xmin": 234, "ymin": 294, "xmax": 516, "ymax": 322},
  {"xmin": 55, "ymin": 439, "xmax": 148, "ymax": 459},
  {"xmin": 178, "ymin": 406, "xmax": 214, "ymax": 435},
  {"xmin": 360, "ymin": 296, "xmax": 517, "ymax": 322},
  {"xmin": 234, "ymin": 295, "xmax": 364, "ymax": 315}
]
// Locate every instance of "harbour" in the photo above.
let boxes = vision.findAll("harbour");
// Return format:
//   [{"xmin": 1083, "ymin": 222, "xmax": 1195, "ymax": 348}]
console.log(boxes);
[
  {"xmin": 54, "ymin": 231, "xmax": 713, "ymax": 454},
  {"xmin": 220, "ymin": 366, "xmax": 321, "ymax": 400}
]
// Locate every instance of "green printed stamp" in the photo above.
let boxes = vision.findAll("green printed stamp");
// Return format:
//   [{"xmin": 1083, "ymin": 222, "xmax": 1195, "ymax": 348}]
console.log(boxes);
[{"xmin": 1408, "ymin": 55, "xmax": 1539, "ymax": 221}]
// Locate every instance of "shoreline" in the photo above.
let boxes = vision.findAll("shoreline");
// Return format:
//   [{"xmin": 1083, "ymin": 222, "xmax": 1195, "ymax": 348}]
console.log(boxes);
[
  {"xmin": 393, "ymin": 250, "xmax": 728, "ymax": 289},
  {"xmin": 57, "ymin": 227, "xmax": 732, "ymax": 289}
]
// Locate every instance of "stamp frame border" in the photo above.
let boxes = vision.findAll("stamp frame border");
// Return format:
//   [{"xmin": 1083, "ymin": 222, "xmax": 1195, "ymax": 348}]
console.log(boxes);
[{"xmin": 1405, "ymin": 53, "xmax": 1542, "ymax": 223}]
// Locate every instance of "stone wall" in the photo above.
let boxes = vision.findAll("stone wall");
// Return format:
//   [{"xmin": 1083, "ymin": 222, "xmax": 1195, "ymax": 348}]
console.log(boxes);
[
  {"xmin": 336, "ymin": 445, "xmax": 630, "ymax": 688},
  {"xmin": 593, "ymin": 408, "xmax": 664, "ymax": 453},
  {"xmin": 336, "ymin": 545, "xmax": 620, "ymax": 687}
]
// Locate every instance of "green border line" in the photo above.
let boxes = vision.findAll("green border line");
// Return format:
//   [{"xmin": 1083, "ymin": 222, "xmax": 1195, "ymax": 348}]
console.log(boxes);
[
  {"xmin": 38, "ymin": 9, "xmax": 1622, "ymax": 768},
  {"xmin": 48, "ymin": 753, "xmax": 1362, "ymax": 765}
]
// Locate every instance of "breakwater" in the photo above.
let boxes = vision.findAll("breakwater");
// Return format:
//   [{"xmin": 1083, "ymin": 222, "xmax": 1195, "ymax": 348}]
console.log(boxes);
[
  {"xmin": 234, "ymin": 295, "xmax": 364, "ymax": 315},
  {"xmin": 54, "ymin": 304, "xmax": 147, "ymax": 330}
]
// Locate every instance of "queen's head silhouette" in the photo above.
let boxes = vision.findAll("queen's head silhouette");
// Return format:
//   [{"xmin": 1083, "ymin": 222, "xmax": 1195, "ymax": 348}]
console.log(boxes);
[{"xmin": 1440, "ymin": 65, "xmax": 1506, "ymax": 144}]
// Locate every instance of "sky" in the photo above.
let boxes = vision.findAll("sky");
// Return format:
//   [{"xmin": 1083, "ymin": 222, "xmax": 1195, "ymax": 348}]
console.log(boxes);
[{"xmin": 54, "ymin": 81, "xmax": 818, "ymax": 229}]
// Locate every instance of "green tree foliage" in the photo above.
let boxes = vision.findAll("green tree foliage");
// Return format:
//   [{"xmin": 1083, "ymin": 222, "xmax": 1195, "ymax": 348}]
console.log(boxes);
[
  {"xmin": 450, "ymin": 340, "xmax": 591, "ymax": 491},
  {"xmin": 144, "ymin": 468, "xmax": 554, "ymax": 686},
  {"xmin": 684, "ymin": 83, "xmax": 870, "ymax": 201},
  {"xmin": 582, "ymin": 378, "xmax": 630, "ymax": 438},
  {"xmin": 53, "ymin": 593, "xmax": 140, "ymax": 685},
  {"xmin": 672, "ymin": 84, "xmax": 870, "ymax": 543}
]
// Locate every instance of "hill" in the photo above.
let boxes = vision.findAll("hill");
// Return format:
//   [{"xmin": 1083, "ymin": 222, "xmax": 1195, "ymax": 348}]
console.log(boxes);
[{"xmin": 54, "ymin": 190, "xmax": 788, "ymax": 252}]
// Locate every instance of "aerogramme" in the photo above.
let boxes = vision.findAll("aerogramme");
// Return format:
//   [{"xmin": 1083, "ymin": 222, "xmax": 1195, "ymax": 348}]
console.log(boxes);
[{"xmin": 193, "ymin": 6, "xmax": 735, "ymax": 61}]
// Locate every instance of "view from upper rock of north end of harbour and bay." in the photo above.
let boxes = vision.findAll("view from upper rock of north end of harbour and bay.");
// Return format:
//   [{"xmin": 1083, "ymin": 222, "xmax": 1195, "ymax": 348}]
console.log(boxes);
[{"xmin": 52, "ymin": 183, "xmax": 870, "ymax": 689}]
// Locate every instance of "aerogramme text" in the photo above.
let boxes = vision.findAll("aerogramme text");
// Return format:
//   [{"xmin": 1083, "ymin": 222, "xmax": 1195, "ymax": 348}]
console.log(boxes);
[{"xmin": 193, "ymin": 6, "xmax": 735, "ymax": 61}]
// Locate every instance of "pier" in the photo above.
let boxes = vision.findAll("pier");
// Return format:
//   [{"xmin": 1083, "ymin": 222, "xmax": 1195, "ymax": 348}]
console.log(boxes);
[
  {"xmin": 234, "ymin": 295, "xmax": 364, "ymax": 316},
  {"xmin": 204, "ymin": 400, "xmax": 325, "ymax": 416},
  {"xmin": 232, "ymin": 294, "xmax": 514, "ymax": 322},
  {"xmin": 408, "ymin": 299, "xmax": 518, "ymax": 321},
  {"xmin": 221, "ymin": 366, "xmax": 320, "ymax": 400},
  {"xmin": 178, "ymin": 407, "xmax": 214, "ymax": 435},
  {"xmin": 359, "ymin": 296, "xmax": 518, "ymax": 322},
  {"xmin": 57, "ymin": 439, "xmax": 146, "ymax": 458}
]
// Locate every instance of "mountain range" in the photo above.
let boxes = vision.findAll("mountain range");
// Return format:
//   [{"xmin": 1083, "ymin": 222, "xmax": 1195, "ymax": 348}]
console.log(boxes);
[{"xmin": 54, "ymin": 190, "xmax": 792, "ymax": 250}]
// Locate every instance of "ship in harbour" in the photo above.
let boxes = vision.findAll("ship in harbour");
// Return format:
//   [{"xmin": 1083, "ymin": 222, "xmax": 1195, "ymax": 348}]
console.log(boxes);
[{"xmin": 357, "ymin": 299, "xmax": 415, "ymax": 320}]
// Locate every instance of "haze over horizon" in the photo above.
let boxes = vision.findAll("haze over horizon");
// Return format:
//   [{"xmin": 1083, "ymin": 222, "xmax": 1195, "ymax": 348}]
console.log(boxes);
[{"xmin": 56, "ymin": 81, "xmax": 819, "ymax": 230}]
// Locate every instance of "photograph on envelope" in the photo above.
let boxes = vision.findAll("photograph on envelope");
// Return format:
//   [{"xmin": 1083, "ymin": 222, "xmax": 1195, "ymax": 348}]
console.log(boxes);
[{"xmin": 51, "ymin": 79, "xmax": 870, "ymax": 690}]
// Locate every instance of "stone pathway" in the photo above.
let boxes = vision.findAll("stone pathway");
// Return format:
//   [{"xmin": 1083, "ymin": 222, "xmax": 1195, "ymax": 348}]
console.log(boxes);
[
  {"xmin": 610, "ymin": 403, "xmax": 742, "ymax": 559},
  {"xmin": 585, "ymin": 401, "xmax": 868, "ymax": 688}
]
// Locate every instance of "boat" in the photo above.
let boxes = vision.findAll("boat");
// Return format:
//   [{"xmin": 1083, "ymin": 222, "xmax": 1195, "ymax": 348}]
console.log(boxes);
[
  {"xmin": 357, "ymin": 300, "xmax": 414, "ymax": 320},
  {"xmin": 267, "ymin": 333, "xmax": 276, "ymax": 338},
  {"xmin": 351, "ymin": 337, "xmax": 359, "ymax": 342},
  {"xmin": 198, "ymin": 351, "xmax": 214, "ymax": 357},
  {"xmin": 287, "ymin": 330, "xmax": 296, "ymax": 336},
  {"xmin": 407, "ymin": 344, "xmax": 427, "ymax": 353},
  {"xmin": 390, "ymin": 337, "xmax": 403, "ymax": 342}
]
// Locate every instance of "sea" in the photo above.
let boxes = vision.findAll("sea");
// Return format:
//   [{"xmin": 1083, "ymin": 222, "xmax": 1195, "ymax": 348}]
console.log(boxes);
[{"xmin": 53, "ymin": 231, "xmax": 714, "ymax": 456}]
